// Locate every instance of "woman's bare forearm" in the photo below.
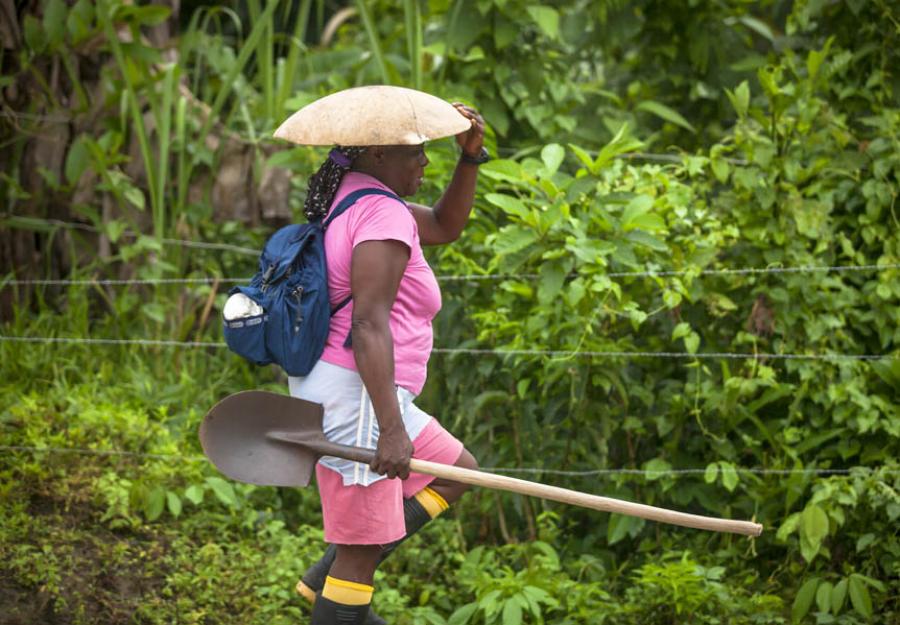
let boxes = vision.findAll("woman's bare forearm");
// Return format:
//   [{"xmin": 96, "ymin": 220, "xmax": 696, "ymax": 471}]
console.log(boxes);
[
  {"xmin": 429, "ymin": 159, "xmax": 480, "ymax": 243},
  {"xmin": 351, "ymin": 317, "xmax": 403, "ymax": 433}
]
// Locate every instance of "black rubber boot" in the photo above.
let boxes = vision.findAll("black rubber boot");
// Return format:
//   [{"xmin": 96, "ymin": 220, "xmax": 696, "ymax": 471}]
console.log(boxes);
[
  {"xmin": 299, "ymin": 496, "xmax": 434, "ymax": 624},
  {"xmin": 310, "ymin": 591, "xmax": 373, "ymax": 625}
]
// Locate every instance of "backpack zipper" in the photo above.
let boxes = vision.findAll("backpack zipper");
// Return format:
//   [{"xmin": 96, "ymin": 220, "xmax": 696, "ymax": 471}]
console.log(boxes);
[{"xmin": 292, "ymin": 286, "xmax": 304, "ymax": 333}]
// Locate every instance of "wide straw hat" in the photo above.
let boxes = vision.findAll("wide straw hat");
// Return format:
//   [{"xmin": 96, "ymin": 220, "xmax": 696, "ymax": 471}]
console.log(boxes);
[{"xmin": 273, "ymin": 85, "xmax": 471, "ymax": 146}]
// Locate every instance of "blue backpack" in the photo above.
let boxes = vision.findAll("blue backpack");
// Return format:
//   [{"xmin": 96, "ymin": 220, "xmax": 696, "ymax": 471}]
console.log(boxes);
[{"xmin": 223, "ymin": 188, "xmax": 402, "ymax": 376}]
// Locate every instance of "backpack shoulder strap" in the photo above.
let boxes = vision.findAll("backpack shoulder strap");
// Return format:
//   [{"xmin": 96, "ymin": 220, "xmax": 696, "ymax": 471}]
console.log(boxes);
[{"xmin": 321, "ymin": 188, "xmax": 404, "ymax": 229}]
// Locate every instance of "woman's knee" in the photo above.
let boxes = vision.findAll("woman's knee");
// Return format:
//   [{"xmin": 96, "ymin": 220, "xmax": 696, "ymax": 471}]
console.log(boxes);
[{"xmin": 330, "ymin": 544, "xmax": 381, "ymax": 584}]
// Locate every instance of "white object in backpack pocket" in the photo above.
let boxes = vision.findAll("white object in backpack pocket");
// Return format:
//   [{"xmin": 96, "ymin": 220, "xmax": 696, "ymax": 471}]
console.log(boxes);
[{"xmin": 224, "ymin": 293, "xmax": 264, "ymax": 321}]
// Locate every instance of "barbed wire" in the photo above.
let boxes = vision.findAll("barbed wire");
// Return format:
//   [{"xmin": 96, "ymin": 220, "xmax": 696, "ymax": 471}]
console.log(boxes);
[
  {"xmin": 2, "ymin": 445, "xmax": 896, "ymax": 478},
  {"xmin": 436, "ymin": 263, "xmax": 900, "ymax": 282},
  {"xmin": 0, "ymin": 335, "xmax": 895, "ymax": 361},
  {"xmin": 0, "ymin": 114, "xmax": 735, "ymax": 166},
  {"xmin": 0, "ymin": 110, "xmax": 72, "ymax": 123},
  {"xmin": 16, "ymin": 216, "xmax": 898, "ymax": 282},
  {"xmin": 4, "ymin": 263, "xmax": 898, "ymax": 288},
  {"xmin": 430, "ymin": 348, "xmax": 897, "ymax": 361},
  {"xmin": 3, "ymin": 216, "xmax": 259, "ymax": 255},
  {"xmin": 495, "ymin": 146, "xmax": 750, "ymax": 166},
  {"xmin": 0, "ymin": 336, "xmax": 225, "ymax": 348},
  {"xmin": 482, "ymin": 466, "xmax": 900, "ymax": 477},
  {"xmin": 4, "ymin": 277, "xmax": 249, "ymax": 286}
]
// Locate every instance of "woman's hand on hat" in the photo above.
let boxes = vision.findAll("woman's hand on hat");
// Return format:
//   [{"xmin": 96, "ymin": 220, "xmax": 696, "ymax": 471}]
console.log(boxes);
[
  {"xmin": 453, "ymin": 103, "xmax": 485, "ymax": 158},
  {"xmin": 371, "ymin": 425, "xmax": 414, "ymax": 479}
]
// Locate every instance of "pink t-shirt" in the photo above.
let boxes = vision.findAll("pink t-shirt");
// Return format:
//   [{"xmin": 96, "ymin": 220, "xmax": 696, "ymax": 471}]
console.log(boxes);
[{"xmin": 320, "ymin": 172, "xmax": 441, "ymax": 395}]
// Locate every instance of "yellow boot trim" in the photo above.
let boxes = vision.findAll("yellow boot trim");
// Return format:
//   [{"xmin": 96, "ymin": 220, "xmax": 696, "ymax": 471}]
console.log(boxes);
[
  {"xmin": 295, "ymin": 580, "xmax": 316, "ymax": 603},
  {"xmin": 321, "ymin": 576, "xmax": 374, "ymax": 606},
  {"xmin": 415, "ymin": 486, "xmax": 449, "ymax": 519}
]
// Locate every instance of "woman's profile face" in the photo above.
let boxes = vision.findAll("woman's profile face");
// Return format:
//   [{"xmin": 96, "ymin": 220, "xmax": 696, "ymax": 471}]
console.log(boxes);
[{"xmin": 376, "ymin": 144, "xmax": 429, "ymax": 197}]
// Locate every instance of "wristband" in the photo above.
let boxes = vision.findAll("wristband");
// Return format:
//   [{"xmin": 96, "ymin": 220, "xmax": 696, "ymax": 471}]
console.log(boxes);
[{"xmin": 460, "ymin": 147, "xmax": 490, "ymax": 166}]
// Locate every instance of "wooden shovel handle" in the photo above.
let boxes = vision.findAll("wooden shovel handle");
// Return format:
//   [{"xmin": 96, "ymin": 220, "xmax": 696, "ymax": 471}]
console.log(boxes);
[{"xmin": 409, "ymin": 458, "xmax": 763, "ymax": 537}]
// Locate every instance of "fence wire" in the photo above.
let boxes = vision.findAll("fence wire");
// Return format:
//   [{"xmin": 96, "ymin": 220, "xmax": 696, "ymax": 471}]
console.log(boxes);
[
  {"xmin": 0, "ymin": 335, "xmax": 896, "ymax": 361},
  {"xmin": 2, "ymin": 445, "xmax": 896, "ymax": 479},
  {"xmin": 3, "ymin": 216, "xmax": 259, "ymax": 255},
  {"xmin": 4, "ymin": 264, "xmax": 898, "ymax": 288},
  {"xmin": 7, "ymin": 216, "xmax": 898, "ymax": 284}
]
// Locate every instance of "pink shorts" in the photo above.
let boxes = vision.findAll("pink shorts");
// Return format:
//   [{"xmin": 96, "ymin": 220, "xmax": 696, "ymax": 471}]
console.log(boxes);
[{"xmin": 316, "ymin": 418, "xmax": 464, "ymax": 545}]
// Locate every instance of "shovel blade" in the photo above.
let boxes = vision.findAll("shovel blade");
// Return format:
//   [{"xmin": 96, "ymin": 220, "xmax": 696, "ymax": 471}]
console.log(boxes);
[{"xmin": 200, "ymin": 390, "xmax": 325, "ymax": 487}]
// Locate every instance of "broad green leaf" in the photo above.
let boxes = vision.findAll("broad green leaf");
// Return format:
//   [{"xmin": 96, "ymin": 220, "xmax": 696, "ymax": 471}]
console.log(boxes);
[
  {"xmin": 142, "ymin": 302, "xmax": 166, "ymax": 324},
  {"xmin": 776, "ymin": 512, "xmax": 801, "ymax": 542},
  {"xmin": 501, "ymin": 597, "xmax": 523, "ymax": 625},
  {"xmin": 663, "ymin": 289, "xmax": 682, "ymax": 308},
  {"xmin": 719, "ymin": 461, "xmax": 738, "ymax": 491},
  {"xmin": 831, "ymin": 579, "xmax": 848, "ymax": 614},
  {"xmin": 815, "ymin": 581, "xmax": 833, "ymax": 614},
  {"xmin": 620, "ymin": 195, "xmax": 653, "ymax": 231},
  {"xmin": 704, "ymin": 462, "xmax": 719, "ymax": 483},
  {"xmin": 166, "ymin": 491, "xmax": 182, "ymax": 518},
  {"xmin": 806, "ymin": 38, "xmax": 832, "ymax": 83},
  {"xmin": 757, "ymin": 66, "xmax": 781, "ymax": 98},
  {"xmin": 206, "ymin": 477, "xmax": 238, "ymax": 507},
  {"xmin": 65, "ymin": 136, "xmax": 91, "ymax": 185},
  {"xmin": 537, "ymin": 261, "xmax": 567, "ymax": 304},
  {"xmin": 43, "ymin": 0, "xmax": 68, "ymax": 48},
  {"xmin": 540, "ymin": 144, "xmax": 565, "ymax": 176},
  {"xmin": 594, "ymin": 125, "xmax": 644, "ymax": 170},
  {"xmin": 516, "ymin": 378, "xmax": 530, "ymax": 400},
  {"xmin": 448, "ymin": 603, "xmax": 478, "ymax": 625},
  {"xmin": 184, "ymin": 485, "xmax": 204, "ymax": 505},
  {"xmin": 104, "ymin": 220, "xmax": 126, "ymax": 243},
  {"xmin": 626, "ymin": 230, "xmax": 667, "ymax": 250},
  {"xmin": 848, "ymin": 576, "xmax": 872, "ymax": 619},
  {"xmin": 143, "ymin": 486, "xmax": 165, "ymax": 521},
  {"xmin": 711, "ymin": 157, "xmax": 731, "ymax": 182},
  {"xmin": 526, "ymin": 6, "xmax": 559, "ymax": 39},
  {"xmin": 792, "ymin": 577, "xmax": 819, "ymax": 623},
  {"xmin": 123, "ymin": 185, "xmax": 146, "ymax": 211},
  {"xmin": 801, "ymin": 505, "xmax": 829, "ymax": 545},
  {"xmin": 728, "ymin": 80, "xmax": 750, "ymax": 117},
  {"xmin": 854, "ymin": 573, "xmax": 885, "ymax": 592},
  {"xmin": 672, "ymin": 322, "xmax": 692, "ymax": 341},
  {"xmin": 486, "ymin": 193, "xmax": 529, "ymax": 219},
  {"xmin": 738, "ymin": 16, "xmax": 775, "ymax": 42},
  {"xmin": 607, "ymin": 513, "xmax": 632, "ymax": 545},
  {"xmin": 684, "ymin": 332, "xmax": 700, "ymax": 355},
  {"xmin": 856, "ymin": 533, "xmax": 876, "ymax": 552},
  {"xmin": 636, "ymin": 100, "xmax": 696, "ymax": 133},
  {"xmin": 799, "ymin": 504, "xmax": 829, "ymax": 562},
  {"xmin": 567, "ymin": 143, "xmax": 594, "ymax": 170},
  {"xmin": 67, "ymin": 0, "xmax": 95, "ymax": 43},
  {"xmin": 643, "ymin": 457, "xmax": 672, "ymax": 481},
  {"xmin": 116, "ymin": 4, "xmax": 172, "ymax": 26},
  {"xmin": 23, "ymin": 15, "xmax": 46, "ymax": 52},
  {"xmin": 492, "ymin": 225, "xmax": 538, "ymax": 258},
  {"xmin": 481, "ymin": 159, "xmax": 524, "ymax": 183}
]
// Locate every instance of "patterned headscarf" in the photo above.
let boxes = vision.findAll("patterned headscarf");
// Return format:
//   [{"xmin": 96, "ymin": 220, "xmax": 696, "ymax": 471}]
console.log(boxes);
[{"xmin": 303, "ymin": 146, "xmax": 367, "ymax": 221}]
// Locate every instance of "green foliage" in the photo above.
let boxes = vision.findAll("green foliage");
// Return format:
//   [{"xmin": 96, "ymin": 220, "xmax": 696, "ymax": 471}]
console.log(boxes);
[{"xmin": 3, "ymin": 0, "xmax": 900, "ymax": 623}]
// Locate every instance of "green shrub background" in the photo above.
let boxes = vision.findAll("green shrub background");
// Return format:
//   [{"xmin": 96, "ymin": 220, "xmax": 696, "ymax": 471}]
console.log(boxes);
[{"xmin": 1, "ymin": 0, "xmax": 898, "ymax": 623}]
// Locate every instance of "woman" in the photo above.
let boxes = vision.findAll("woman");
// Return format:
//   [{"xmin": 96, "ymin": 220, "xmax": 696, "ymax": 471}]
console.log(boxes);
[{"xmin": 287, "ymin": 102, "xmax": 487, "ymax": 625}]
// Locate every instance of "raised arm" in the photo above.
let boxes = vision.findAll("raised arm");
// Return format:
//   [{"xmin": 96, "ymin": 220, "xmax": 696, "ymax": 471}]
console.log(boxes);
[
  {"xmin": 350, "ymin": 239, "xmax": 415, "ymax": 479},
  {"xmin": 410, "ymin": 104, "xmax": 486, "ymax": 245}
]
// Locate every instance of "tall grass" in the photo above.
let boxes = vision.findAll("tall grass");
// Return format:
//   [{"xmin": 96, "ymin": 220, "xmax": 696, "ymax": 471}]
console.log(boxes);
[
  {"xmin": 403, "ymin": 0, "xmax": 423, "ymax": 90},
  {"xmin": 354, "ymin": 0, "xmax": 390, "ymax": 84}
]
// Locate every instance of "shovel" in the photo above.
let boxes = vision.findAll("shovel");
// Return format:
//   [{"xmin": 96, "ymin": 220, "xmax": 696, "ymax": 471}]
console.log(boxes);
[{"xmin": 200, "ymin": 390, "xmax": 763, "ymax": 537}]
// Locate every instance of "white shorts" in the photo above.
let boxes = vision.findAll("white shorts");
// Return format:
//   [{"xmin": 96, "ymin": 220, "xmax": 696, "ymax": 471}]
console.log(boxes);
[{"xmin": 288, "ymin": 360, "xmax": 432, "ymax": 487}]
